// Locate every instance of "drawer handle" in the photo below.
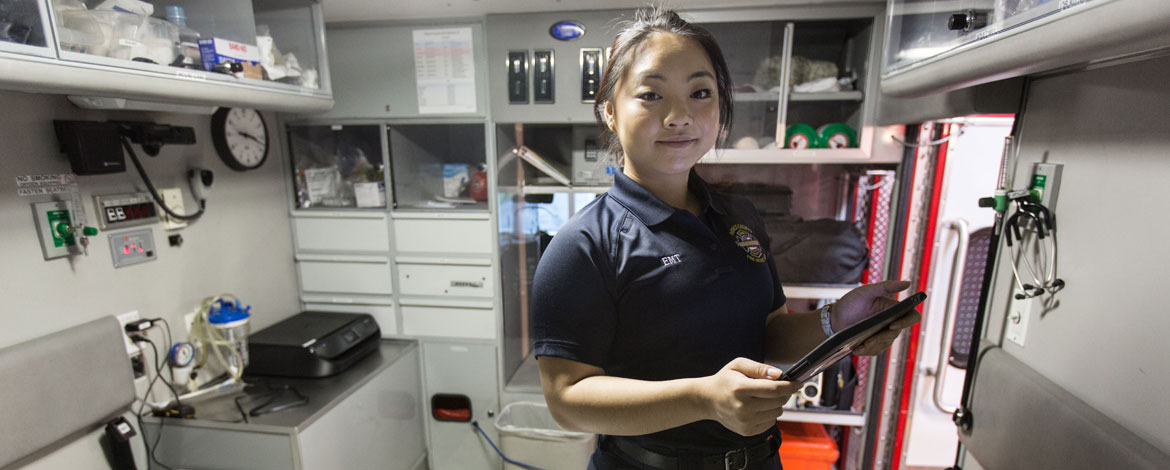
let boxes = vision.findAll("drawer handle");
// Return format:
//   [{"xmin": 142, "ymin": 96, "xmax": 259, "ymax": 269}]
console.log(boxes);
[{"xmin": 450, "ymin": 280, "xmax": 484, "ymax": 288}]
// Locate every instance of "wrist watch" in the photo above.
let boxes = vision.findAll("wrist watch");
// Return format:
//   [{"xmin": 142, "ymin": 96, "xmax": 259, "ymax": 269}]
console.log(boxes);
[{"xmin": 820, "ymin": 304, "xmax": 835, "ymax": 337}]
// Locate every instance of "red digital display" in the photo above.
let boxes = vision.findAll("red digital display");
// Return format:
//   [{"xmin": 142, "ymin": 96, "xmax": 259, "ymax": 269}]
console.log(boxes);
[{"xmin": 104, "ymin": 202, "xmax": 157, "ymax": 224}]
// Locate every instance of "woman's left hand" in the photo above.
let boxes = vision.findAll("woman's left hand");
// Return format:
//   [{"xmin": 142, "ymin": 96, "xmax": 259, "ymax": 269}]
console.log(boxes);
[{"xmin": 832, "ymin": 280, "xmax": 921, "ymax": 356}]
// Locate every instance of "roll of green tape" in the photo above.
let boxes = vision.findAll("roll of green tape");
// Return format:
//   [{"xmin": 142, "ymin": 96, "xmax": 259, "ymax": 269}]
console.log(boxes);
[
  {"xmin": 818, "ymin": 123, "xmax": 857, "ymax": 149},
  {"xmin": 785, "ymin": 124, "xmax": 818, "ymax": 149}
]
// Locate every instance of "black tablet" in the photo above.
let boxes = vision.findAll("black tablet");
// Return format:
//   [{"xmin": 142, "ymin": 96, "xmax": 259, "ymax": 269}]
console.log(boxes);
[{"xmin": 779, "ymin": 291, "xmax": 926, "ymax": 383}]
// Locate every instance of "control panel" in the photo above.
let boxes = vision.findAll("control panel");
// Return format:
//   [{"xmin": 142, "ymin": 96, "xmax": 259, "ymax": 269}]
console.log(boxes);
[
  {"xmin": 94, "ymin": 192, "xmax": 159, "ymax": 230},
  {"xmin": 108, "ymin": 228, "xmax": 157, "ymax": 268},
  {"xmin": 580, "ymin": 48, "xmax": 604, "ymax": 103},
  {"xmin": 507, "ymin": 50, "xmax": 529, "ymax": 104},
  {"xmin": 31, "ymin": 200, "xmax": 78, "ymax": 260},
  {"xmin": 533, "ymin": 50, "xmax": 555, "ymax": 103}
]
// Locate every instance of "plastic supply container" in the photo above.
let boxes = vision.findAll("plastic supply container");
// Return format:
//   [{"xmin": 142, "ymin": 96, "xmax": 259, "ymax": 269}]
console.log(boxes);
[
  {"xmin": 208, "ymin": 299, "xmax": 251, "ymax": 374},
  {"xmin": 164, "ymin": 5, "xmax": 201, "ymax": 66},
  {"xmin": 57, "ymin": 10, "xmax": 106, "ymax": 55},
  {"xmin": 89, "ymin": 10, "xmax": 177, "ymax": 65},
  {"xmin": 494, "ymin": 402, "xmax": 596, "ymax": 470},
  {"xmin": 776, "ymin": 421, "xmax": 839, "ymax": 470}
]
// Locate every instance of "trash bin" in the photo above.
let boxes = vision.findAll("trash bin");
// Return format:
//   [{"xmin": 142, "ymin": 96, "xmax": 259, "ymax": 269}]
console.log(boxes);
[{"xmin": 494, "ymin": 401, "xmax": 596, "ymax": 470}]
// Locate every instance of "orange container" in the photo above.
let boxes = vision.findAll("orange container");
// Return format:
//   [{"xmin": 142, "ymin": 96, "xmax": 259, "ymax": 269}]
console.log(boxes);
[{"xmin": 776, "ymin": 421, "xmax": 839, "ymax": 470}]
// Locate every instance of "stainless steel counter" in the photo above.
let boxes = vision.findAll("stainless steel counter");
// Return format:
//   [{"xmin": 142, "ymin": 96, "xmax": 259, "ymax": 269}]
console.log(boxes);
[{"xmin": 141, "ymin": 339, "xmax": 426, "ymax": 470}]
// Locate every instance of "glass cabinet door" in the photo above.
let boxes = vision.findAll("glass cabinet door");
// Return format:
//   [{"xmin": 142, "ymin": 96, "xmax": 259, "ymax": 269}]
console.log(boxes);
[
  {"xmin": 885, "ymin": 0, "xmax": 1111, "ymax": 75},
  {"xmin": 50, "ymin": 0, "xmax": 324, "ymax": 92},
  {"xmin": 288, "ymin": 124, "xmax": 387, "ymax": 209},
  {"xmin": 0, "ymin": 0, "xmax": 53, "ymax": 56},
  {"xmin": 701, "ymin": 20, "xmax": 790, "ymax": 150},
  {"xmin": 387, "ymin": 123, "xmax": 488, "ymax": 212}
]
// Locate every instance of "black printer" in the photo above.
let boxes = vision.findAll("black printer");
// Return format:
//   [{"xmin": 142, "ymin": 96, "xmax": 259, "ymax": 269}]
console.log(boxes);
[{"xmin": 245, "ymin": 311, "xmax": 380, "ymax": 378}]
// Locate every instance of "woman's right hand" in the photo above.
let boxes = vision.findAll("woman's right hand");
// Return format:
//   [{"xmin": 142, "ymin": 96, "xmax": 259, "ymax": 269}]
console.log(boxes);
[{"xmin": 697, "ymin": 357, "xmax": 801, "ymax": 436}]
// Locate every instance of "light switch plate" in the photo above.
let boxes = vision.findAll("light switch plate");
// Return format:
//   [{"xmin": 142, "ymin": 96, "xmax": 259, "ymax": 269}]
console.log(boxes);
[
  {"xmin": 1006, "ymin": 288, "xmax": 1033, "ymax": 347},
  {"xmin": 158, "ymin": 187, "xmax": 187, "ymax": 230}
]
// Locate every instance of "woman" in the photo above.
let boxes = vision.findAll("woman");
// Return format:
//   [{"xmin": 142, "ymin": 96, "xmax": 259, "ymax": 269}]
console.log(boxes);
[{"xmin": 531, "ymin": 7, "xmax": 919, "ymax": 469}]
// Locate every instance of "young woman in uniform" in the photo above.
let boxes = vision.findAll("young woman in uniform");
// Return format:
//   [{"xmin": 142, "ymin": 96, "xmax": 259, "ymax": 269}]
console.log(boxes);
[{"xmin": 532, "ymin": 7, "xmax": 920, "ymax": 469}]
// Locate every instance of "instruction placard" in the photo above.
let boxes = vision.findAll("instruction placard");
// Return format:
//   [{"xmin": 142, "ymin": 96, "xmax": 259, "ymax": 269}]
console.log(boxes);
[
  {"xmin": 413, "ymin": 27, "xmax": 477, "ymax": 114},
  {"xmin": 15, "ymin": 174, "xmax": 77, "ymax": 197}
]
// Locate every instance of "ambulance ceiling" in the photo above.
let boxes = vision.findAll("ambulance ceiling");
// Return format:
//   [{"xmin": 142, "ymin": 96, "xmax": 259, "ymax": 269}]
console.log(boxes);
[{"xmin": 323, "ymin": 0, "xmax": 886, "ymax": 23}]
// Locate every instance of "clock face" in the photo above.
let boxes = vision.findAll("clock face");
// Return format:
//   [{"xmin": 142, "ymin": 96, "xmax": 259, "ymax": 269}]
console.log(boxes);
[{"xmin": 213, "ymin": 108, "xmax": 269, "ymax": 171}]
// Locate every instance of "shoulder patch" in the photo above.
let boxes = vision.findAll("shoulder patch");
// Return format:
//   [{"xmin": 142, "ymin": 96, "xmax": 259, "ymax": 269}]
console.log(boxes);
[{"xmin": 730, "ymin": 224, "xmax": 766, "ymax": 263}]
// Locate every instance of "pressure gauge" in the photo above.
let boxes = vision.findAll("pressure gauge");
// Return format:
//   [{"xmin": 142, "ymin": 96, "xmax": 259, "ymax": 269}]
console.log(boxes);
[{"xmin": 169, "ymin": 342, "xmax": 195, "ymax": 367}]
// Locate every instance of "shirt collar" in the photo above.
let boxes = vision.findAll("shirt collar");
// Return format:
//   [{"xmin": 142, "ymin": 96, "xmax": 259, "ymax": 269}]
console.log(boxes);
[{"xmin": 609, "ymin": 169, "xmax": 726, "ymax": 226}]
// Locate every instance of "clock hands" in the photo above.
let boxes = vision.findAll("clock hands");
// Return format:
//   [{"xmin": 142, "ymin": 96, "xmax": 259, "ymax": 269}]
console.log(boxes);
[{"xmin": 237, "ymin": 131, "xmax": 264, "ymax": 144}]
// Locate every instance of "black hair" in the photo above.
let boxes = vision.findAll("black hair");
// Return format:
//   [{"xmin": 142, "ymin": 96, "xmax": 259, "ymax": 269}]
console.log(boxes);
[{"xmin": 594, "ymin": 6, "xmax": 734, "ymax": 162}]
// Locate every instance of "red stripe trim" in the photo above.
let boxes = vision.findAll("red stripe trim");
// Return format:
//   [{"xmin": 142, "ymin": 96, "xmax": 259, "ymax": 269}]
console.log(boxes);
[
  {"xmin": 870, "ymin": 124, "xmax": 919, "ymax": 468},
  {"xmin": 889, "ymin": 124, "xmax": 952, "ymax": 470}
]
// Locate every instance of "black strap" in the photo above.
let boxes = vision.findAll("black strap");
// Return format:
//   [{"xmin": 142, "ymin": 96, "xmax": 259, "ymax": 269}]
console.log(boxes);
[{"xmin": 611, "ymin": 436, "xmax": 778, "ymax": 470}]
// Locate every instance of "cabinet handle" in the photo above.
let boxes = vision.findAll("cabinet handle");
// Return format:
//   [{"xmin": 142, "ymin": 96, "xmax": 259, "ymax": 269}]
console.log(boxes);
[{"xmin": 450, "ymin": 280, "xmax": 484, "ymax": 288}]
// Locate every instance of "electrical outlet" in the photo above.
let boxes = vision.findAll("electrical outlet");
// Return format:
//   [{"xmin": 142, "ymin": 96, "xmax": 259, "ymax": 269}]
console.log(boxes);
[
  {"xmin": 1005, "ymin": 289, "xmax": 1034, "ymax": 347},
  {"xmin": 116, "ymin": 311, "xmax": 142, "ymax": 355},
  {"xmin": 1031, "ymin": 163, "xmax": 1063, "ymax": 210},
  {"xmin": 158, "ymin": 187, "xmax": 188, "ymax": 230}
]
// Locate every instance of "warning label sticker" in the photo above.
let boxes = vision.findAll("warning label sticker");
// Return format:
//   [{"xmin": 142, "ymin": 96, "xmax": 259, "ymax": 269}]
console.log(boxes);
[{"xmin": 15, "ymin": 174, "xmax": 77, "ymax": 197}]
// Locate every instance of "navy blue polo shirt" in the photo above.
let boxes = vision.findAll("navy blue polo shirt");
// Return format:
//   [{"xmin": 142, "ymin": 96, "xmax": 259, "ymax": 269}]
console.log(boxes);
[{"xmin": 532, "ymin": 169, "xmax": 787, "ymax": 452}]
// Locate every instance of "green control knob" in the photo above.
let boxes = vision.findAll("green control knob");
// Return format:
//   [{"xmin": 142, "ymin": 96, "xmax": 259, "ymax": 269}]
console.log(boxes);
[
  {"xmin": 55, "ymin": 222, "xmax": 73, "ymax": 237},
  {"xmin": 82, "ymin": 226, "xmax": 99, "ymax": 236},
  {"xmin": 978, "ymin": 197, "xmax": 996, "ymax": 208}
]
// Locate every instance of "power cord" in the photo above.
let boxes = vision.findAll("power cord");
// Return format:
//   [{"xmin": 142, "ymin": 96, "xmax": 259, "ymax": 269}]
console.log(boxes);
[
  {"xmin": 471, "ymin": 421, "xmax": 547, "ymax": 470},
  {"xmin": 121, "ymin": 137, "xmax": 205, "ymax": 221},
  {"xmin": 133, "ymin": 336, "xmax": 178, "ymax": 470}
]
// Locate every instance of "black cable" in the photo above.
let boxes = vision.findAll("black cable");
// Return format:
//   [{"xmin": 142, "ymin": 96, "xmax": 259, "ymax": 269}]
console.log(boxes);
[
  {"xmin": 121, "ymin": 137, "xmax": 205, "ymax": 221},
  {"xmin": 134, "ymin": 338, "xmax": 176, "ymax": 470}
]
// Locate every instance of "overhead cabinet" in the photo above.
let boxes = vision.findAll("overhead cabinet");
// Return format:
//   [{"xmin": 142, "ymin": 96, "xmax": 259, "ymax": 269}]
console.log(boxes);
[
  {"xmin": 684, "ymin": 7, "xmax": 894, "ymax": 163},
  {"xmin": 882, "ymin": 0, "xmax": 1170, "ymax": 96},
  {"xmin": 322, "ymin": 22, "xmax": 488, "ymax": 119},
  {"xmin": 0, "ymin": 0, "xmax": 331, "ymax": 111}
]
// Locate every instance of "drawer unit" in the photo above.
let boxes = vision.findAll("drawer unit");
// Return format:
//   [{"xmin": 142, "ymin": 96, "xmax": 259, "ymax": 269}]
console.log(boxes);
[
  {"xmin": 397, "ymin": 260, "xmax": 493, "ymax": 298},
  {"xmin": 393, "ymin": 216, "xmax": 492, "ymax": 254},
  {"xmin": 303, "ymin": 294, "xmax": 398, "ymax": 336},
  {"xmin": 423, "ymin": 342, "xmax": 499, "ymax": 470},
  {"xmin": 297, "ymin": 254, "xmax": 393, "ymax": 295},
  {"xmin": 293, "ymin": 214, "xmax": 390, "ymax": 252},
  {"xmin": 401, "ymin": 300, "xmax": 495, "ymax": 339}
]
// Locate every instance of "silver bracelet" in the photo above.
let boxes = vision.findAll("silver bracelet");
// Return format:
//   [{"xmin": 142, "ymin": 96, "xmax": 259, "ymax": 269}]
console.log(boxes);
[{"xmin": 820, "ymin": 304, "xmax": 835, "ymax": 337}]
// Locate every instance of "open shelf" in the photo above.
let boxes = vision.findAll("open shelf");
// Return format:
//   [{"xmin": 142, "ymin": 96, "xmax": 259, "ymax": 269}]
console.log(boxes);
[
  {"xmin": 783, "ymin": 284, "xmax": 860, "ymax": 300},
  {"xmin": 790, "ymin": 91, "xmax": 863, "ymax": 101},
  {"xmin": 699, "ymin": 148, "xmax": 899, "ymax": 165},
  {"xmin": 778, "ymin": 409, "xmax": 866, "ymax": 427}
]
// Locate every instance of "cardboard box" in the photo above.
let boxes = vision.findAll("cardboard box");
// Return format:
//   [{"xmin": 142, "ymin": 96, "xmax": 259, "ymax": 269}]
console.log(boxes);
[{"xmin": 198, "ymin": 37, "xmax": 260, "ymax": 73}]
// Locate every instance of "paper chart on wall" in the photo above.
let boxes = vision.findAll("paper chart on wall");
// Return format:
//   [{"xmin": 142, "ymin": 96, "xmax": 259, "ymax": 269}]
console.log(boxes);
[{"xmin": 412, "ymin": 27, "xmax": 477, "ymax": 114}]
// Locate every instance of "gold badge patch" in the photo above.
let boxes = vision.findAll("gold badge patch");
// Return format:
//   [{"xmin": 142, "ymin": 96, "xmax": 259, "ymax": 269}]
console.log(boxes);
[{"xmin": 730, "ymin": 224, "xmax": 766, "ymax": 263}]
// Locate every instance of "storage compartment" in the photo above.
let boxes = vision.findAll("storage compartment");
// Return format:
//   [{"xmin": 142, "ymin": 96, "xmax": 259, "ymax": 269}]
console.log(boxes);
[
  {"xmin": 393, "ymin": 217, "xmax": 493, "ymax": 254},
  {"xmin": 297, "ymin": 256, "xmax": 393, "ymax": 295},
  {"xmin": 0, "ymin": 0, "xmax": 49, "ymax": 50},
  {"xmin": 401, "ymin": 303, "xmax": 494, "ymax": 339},
  {"xmin": 423, "ymin": 342, "xmax": 499, "ymax": 470},
  {"xmin": 287, "ymin": 124, "xmax": 387, "ymax": 210},
  {"xmin": 388, "ymin": 123, "xmax": 488, "ymax": 212},
  {"xmin": 293, "ymin": 215, "xmax": 390, "ymax": 252},
  {"xmin": 776, "ymin": 421, "xmax": 839, "ymax": 470},
  {"xmin": 303, "ymin": 301, "xmax": 398, "ymax": 336},
  {"xmin": 397, "ymin": 263, "xmax": 493, "ymax": 298}
]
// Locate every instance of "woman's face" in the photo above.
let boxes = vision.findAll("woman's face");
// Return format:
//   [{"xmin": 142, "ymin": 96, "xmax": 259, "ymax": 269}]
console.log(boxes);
[{"xmin": 604, "ymin": 32, "xmax": 720, "ymax": 180}]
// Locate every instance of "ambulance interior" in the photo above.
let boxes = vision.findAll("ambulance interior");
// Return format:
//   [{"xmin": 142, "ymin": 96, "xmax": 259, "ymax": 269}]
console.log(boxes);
[{"xmin": 1, "ymin": 1, "xmax": 1168, "ymax": 469}]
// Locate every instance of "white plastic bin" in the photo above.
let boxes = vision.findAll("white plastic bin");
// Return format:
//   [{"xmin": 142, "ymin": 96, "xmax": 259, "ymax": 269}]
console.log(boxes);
[{"xmin": 494, "ymin": 402, "xmax": 596, "ymax": 470}]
